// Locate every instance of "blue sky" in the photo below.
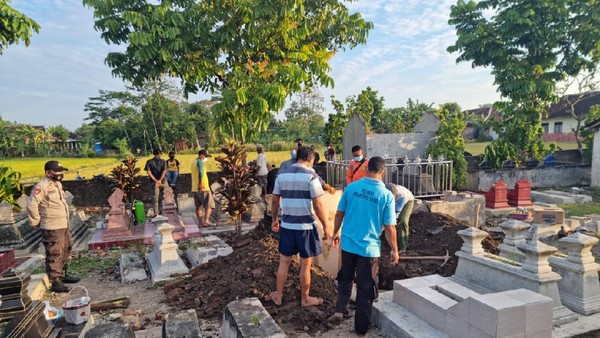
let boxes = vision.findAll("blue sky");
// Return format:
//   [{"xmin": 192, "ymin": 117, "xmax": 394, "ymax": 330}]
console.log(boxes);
[{"xmin": 0, "ymin": 0, "xmax": 500, "ymax": 130}]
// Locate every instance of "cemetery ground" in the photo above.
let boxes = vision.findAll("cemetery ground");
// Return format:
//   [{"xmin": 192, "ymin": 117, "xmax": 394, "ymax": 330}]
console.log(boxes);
[{"xmin": 29, "ymin": 207, "xmax": 504, "ymax": 337}]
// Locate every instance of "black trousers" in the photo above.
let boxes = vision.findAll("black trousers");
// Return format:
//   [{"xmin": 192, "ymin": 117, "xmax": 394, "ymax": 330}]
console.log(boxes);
[
  {"xmin": 41, "ymin": 228, "xmax": 72, "ymax": 279},
  {"xmin": 335, "ymin": 250, "xmax": 379, "ymax": 335}
]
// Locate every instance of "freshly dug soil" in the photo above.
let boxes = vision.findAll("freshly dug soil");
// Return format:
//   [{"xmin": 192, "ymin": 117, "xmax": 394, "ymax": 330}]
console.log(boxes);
[
  {"xmin": 378, "ymin": 211, "xmax": 501, "ymax": 290},
  {"xmin": 168, "ymin": 228, "xmax": 338, "ymax": 334},
  {"xmin": 169, "ymin": 211, "xmax": 503, "ymax": 334}
]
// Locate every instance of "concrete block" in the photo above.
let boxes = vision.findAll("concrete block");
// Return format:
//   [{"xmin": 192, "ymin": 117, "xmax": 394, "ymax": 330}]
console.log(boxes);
[
  {"xmin": 120, "ymin": 253, "xmax": 148, "ymax": 283},
  {"xmin": 85, "ymin": 323, "xmax": 136, "ymax": 338},
  {"xmin": 162, "ymin": 309, "xmax": 201, "ymax": 338},
  {"xmin": 468, "ymin": 324, "xmax": 493, "ymax": 338},
  {"xmin": 410, "ymin": 287, "xmax": 457, "ymax": 332},
  {"xmin": 446, "ymin": 298, "xmax": 471, "ymax": 320},
  {"xmin": 498, "ymin": 289, "xmax": 553, "ymax": 333},
  {"xmin": 186, "ymin": 235, "xmax": 233, "ymax": 267},
  {"xmin": 27, "ymin": 273, "xmax": 50, "ymax": 300},
  {"xmin": 423, "ymin": 274, "xmax": 452, "ymax": 286},
  {"xmin": 371, "ymin": 292, "xmax": 448, "ymax": 338},
  {"xmin": 393, "ymin": 281, "xmax": 412, "ymax": 309},
  {"xmin": 445, "ymin": 313, "xmax": 468, "ymax": 338},
  {"xmin": 469, "ymin": 293, "xmax": 526, "ymax": 337},
  {"xmin": 220, "ymin": 298, "xmax": 286, "ymax": 338},
  {"xmin": 525, "ymin": 329, "xmax": 552, "ymax": 338},
  {"xmin": 436, "ymin": 281, "xmax": 480, "ymax": 301}
]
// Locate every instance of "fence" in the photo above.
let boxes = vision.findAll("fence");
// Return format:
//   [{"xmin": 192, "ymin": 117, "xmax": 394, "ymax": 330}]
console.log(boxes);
[{"xmin": 326, "ymin": 157, "xmax": 453, "ymax": 198}]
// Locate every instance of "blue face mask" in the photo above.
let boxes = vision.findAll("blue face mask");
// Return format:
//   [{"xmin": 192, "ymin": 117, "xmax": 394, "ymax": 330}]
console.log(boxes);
[{"xmin": 354, "ymin": 156, "xmax": 363, "ymax": 162}]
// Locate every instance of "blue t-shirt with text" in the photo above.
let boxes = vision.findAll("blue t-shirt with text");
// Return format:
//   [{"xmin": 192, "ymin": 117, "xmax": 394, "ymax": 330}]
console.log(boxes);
[{"xmin": 337, "ymin": 177, "xmax": 396, "ymax": 257}]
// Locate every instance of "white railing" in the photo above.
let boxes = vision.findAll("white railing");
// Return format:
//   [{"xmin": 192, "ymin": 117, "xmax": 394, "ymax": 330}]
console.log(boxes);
[{"xmin": 326, "ymin": 156, "xmax": 453, "ymax": 198}]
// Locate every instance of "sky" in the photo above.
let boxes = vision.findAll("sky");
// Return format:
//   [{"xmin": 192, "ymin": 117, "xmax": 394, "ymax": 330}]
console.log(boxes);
[{"xmin": 0, "ymin": 0, "xmax": 501, "ymax": 130}]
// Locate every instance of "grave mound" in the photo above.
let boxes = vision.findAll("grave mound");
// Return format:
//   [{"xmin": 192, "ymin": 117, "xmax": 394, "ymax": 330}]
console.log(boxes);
[{"xmin": 167, "ymin": 228, "xmax": 337, "ymax": 334}]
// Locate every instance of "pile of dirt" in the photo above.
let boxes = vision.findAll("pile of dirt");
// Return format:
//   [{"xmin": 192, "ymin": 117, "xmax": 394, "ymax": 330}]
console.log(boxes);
[
  {"xmin": 378, "ymin": 211, "xmax": 500, "ymax": 290},
  {"xmin": 166, "ymin": 229, "xmax": 338, "ymax": 334}
]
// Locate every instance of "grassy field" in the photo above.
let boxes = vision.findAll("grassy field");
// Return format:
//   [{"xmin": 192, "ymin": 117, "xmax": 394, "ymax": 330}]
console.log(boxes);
[
  {"xmin": 464, "ymin": 141, "xmax": 580, "ymax": 155},
  {"xmin": 3, "ymin": 151, "xmax": 295, "ymax": 183}
]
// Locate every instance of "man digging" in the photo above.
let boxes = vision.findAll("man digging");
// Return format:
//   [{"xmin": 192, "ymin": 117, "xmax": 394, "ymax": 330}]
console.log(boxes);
[
  {"xmin": 27, "ymin": 161, "xmax": 80, "ymax": 293},
  {"xmin": 270, "ymin": 146, "xmax": 332, "ymax": 307}
]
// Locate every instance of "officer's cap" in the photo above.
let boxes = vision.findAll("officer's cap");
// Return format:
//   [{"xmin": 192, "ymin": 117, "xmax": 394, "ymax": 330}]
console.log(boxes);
[{"xmin": 44, "ymin": 161, "xmax": 69, "ymax": 172}]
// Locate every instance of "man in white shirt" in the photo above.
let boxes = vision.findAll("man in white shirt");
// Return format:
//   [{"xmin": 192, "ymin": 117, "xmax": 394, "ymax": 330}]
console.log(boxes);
[
  {"xmin": 385, "ymin": 183, "xmax": 415, "ymax": 251},
  {"xmin": 256, "ymin": 146, "xmax": 269, "ymax": 197}
]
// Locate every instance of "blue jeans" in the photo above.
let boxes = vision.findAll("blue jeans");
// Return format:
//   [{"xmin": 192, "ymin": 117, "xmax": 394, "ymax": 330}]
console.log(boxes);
[{"xmin": 166, "ymin": 171, "xmax": 178, "ymax": 187}]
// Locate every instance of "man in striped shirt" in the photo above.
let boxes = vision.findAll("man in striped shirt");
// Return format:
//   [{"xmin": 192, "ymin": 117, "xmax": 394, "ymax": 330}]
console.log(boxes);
[{"xmin": 270, "ymin": 146, "xmax": 332, "ymax": 307}]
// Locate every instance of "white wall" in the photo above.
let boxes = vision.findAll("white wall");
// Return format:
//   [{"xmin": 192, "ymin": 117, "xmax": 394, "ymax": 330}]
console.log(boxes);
[{"xmin": 593, "ymin": 130, "xmax": 600, "ymax": 187}]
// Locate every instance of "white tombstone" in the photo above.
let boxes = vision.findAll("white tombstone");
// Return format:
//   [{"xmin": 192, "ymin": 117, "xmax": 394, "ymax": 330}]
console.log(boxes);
[
  {"xmin": 0, "ymin": 201, "xmax": 14, "ymax": 224},
  {"xmin": 146, "ymin": 215, "xmax": 189, "ymax": 284}
]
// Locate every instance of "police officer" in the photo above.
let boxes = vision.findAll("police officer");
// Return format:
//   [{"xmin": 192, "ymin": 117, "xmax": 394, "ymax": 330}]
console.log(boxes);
[{"xmin": 27, "ymin": 161, "xmax": 80, "ymax": 293}]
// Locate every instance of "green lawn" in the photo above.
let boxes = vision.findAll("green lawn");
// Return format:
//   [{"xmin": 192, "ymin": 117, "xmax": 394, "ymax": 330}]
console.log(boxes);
[
  {"xmin": 464, "ymin": 141, "xmax": 580, "ymax": 155},
  {"xmin": 2, "ymin": 151, "xmax": 296, "ymax": 183}
]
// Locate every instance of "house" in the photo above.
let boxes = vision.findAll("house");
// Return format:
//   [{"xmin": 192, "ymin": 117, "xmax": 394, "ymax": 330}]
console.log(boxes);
[
  {"xmin": 542, "ymin": 91, "xmax": 600, "ymax": 142},
  {"xmin": 464, "ymin": 107, "xmax": 500, "ymax": 141}
]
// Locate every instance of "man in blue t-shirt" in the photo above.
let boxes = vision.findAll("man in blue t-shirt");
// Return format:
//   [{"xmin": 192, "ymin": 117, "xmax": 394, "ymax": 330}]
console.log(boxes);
[
  {"xmin": 330, "ymin": 156, "xmax": 399, "ymax": 335},
  {"xmin": 270, "ymin": 146, "xmax": 332, "ymax": 308}
]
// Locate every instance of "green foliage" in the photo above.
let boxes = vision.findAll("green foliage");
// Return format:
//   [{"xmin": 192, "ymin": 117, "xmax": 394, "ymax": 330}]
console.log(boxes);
[
  {"xmin": 279, "ymin": 89, "xmax": 326, "ymax": 143},
  {"xmin": 0, "ymin": 166, "xmax": 23, "ymax": 210},
  {"xmin": 482, "ymin": 139, "xmax": 515, "ymax": 169},
  {"xmin": 0, "ymin": 0, "xmax": 40, "ymax": 54},
  {"xmin": 426, "ymin": 103, "xmax": 467, "ymax": 188},
  {"xmin": 374, "ymin": 99, "xmax": 433, "ymax": 134},
  {"xmin": 323, "ymin": 97, "xmax": 348, "ymax": 154},
  {"xmin": 215, "ymin": 142, "xmax": 256, "ymax": 237},
  {"xmin": 112, "ymin": 138, "xmax": 132, "ymax": 158},
  {"xmin": 448, "ymin": 0, "xmax": 600, "ymax": 162},
  {"xmin": 0, "ymin": 117, "xmax": 53, "ymax": 158},
  {"xmin": 47, "ymin": 125, "xmax": 70, "ymax": 142},
  {"xmin": 109, "ymin": 156, "xmax": 141, "ymax": 203},
  {"xmin": 83, "ymin": 0, "xmax": 373, "ymax": 142}
]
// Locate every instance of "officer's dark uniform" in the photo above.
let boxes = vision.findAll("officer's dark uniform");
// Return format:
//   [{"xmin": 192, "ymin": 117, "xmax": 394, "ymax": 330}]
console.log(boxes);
[{"xmin": 26, "ymin": 161, "xmax": 79, "ymax": 292}]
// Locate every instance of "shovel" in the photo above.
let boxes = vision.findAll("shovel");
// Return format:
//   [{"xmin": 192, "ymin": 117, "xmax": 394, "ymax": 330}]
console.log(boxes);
[{"xmin": 399, "ymin": 249, "xmax": 451, "ymax": 267}]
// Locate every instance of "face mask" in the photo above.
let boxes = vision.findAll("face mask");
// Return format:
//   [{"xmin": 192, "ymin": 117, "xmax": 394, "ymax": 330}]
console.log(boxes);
[
  {"xmin": 354, "ymin": 156, "xmax": 363, "ymax": 162},
  {"xmin": 49, "ymin": 173, "xmax": 64, "ymax": 181},
  {"xmin": 297, "ymin": 143, "xmax": 303, "ymax": 148},
  {"xmin": 202, "ymin": 158, "xmax": 208, "ymax": 163}
]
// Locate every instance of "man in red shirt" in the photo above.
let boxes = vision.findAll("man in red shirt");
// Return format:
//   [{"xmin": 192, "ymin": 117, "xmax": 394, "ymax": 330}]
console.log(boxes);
[{"xmin": 346, "ymin": 145, "xmax": 369, "ymax": 185}]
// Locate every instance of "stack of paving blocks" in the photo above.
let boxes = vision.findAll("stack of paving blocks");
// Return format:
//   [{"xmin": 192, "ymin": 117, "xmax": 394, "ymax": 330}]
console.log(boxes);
[{"xmin": 393, "ymin": 275, "xmax": 553, "ymax": 338}]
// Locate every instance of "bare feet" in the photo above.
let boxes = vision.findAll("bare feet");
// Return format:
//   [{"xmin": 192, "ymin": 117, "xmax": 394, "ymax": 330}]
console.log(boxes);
[
  {"xmin": 269, "ymin": 291, "xmax": 282, "ymax": 306},
  {"xmin": 301, "ymin": 296, "xmax": 323, "ymax": 307}
]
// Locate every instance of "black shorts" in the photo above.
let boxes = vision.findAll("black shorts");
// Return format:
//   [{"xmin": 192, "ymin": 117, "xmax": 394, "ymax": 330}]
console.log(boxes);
[
  {"xmin": 194, "ymin": 191, "xmax": 215, "ymax": 209},
  {"xmin": 278, "ymin": 227, "xmax": 322, "ymax": 258}
]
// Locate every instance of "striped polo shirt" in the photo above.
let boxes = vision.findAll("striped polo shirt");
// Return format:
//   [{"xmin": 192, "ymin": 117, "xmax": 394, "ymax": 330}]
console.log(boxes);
[{"xmin": 273, "ymin": 163, "xmax": 324, "ymax": 230}]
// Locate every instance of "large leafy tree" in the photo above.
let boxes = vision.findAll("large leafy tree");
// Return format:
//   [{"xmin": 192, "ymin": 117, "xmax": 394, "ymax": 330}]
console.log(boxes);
[
  {"xmin": 448, "ymin": 0, "xmax": 600, "ymax": 163},
  {"xmin": 281, "ymin": 89, "xmax": 326, "ymax": 142},
  {"xmin": 83, "ymin": 0, "xmax": 372, "ymax": 142},
  {"xmin": 0, "ymin": 0, "xmax": 40, "ymax": 54}
]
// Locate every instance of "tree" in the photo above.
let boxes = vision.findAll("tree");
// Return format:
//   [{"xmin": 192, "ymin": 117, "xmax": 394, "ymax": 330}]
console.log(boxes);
[
  {"xmin": 448, "ymin": 0, "xmax": 600, "ymax": 161},
  {"xmin": 582, "ymin": 105, "xmax": 600, "ymax": 161},
  {"xmin": 426, "ymin": 103, "xmax": 467, "ymax": 188},
  {"xmin": 0, "ymin": 0, "xmax": 40, "ymax": 54},
  {"xmin": 281, "ymin": 89, "xmax": 326, "ymax": 142},
  {"xmin": 83, "ymin": 0, "xmax": 372, "ymax": 142},
  {"xmin": 84, "ymin": 90, "xmax": 141, "ymax": 149},
  {"xmin": 48, "ymin": 125, "xmax": 71, "ymax": 142}
]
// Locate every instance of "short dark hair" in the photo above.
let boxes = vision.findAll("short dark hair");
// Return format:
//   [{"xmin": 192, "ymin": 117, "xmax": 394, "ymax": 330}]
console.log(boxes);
[
  {"xmin": 296, "ymin": 146, "xmax": 315, "ymax": 162},
  {"xmin": 368, "ymin": 156, "xmax": 386, "ymax": 173},
  {"xmin": 257, "ymin": 146, "xmax": 263, "ymax": 153},
  {"xmin": 295, "ymin": 138, "xmax": 304, "ymax": 143},
  {"xmin": 168, "ymin": 151, "xmax": 175, "ymax": 156},
  {"xmin": 153, "ymin": 149, "xmax": 161, "ymax": 156},
  {"xmin": 351, "ymin": 145, "xmax": 362, "ymax": 153}
]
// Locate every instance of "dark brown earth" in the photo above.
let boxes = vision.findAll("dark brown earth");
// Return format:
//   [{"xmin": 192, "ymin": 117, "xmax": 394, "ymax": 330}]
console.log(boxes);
[
  {"xmin": 378, "ymin": 211, "xmax": 502, "ymax": 290},
  {"xmin": 167, "ymin": 211, "xmax": 503, "ymax": 334}
]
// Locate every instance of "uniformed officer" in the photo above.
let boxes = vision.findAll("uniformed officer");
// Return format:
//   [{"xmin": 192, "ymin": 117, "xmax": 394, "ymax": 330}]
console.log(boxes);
[{"xmin": 27, "ymin": 161, "xmax": 80, "ymax": 293}]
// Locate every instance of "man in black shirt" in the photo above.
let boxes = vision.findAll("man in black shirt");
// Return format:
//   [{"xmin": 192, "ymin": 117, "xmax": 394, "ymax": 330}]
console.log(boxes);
[{"xmin": 144, "ymin": 149, "xmax": 167, "ymax": 216}]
